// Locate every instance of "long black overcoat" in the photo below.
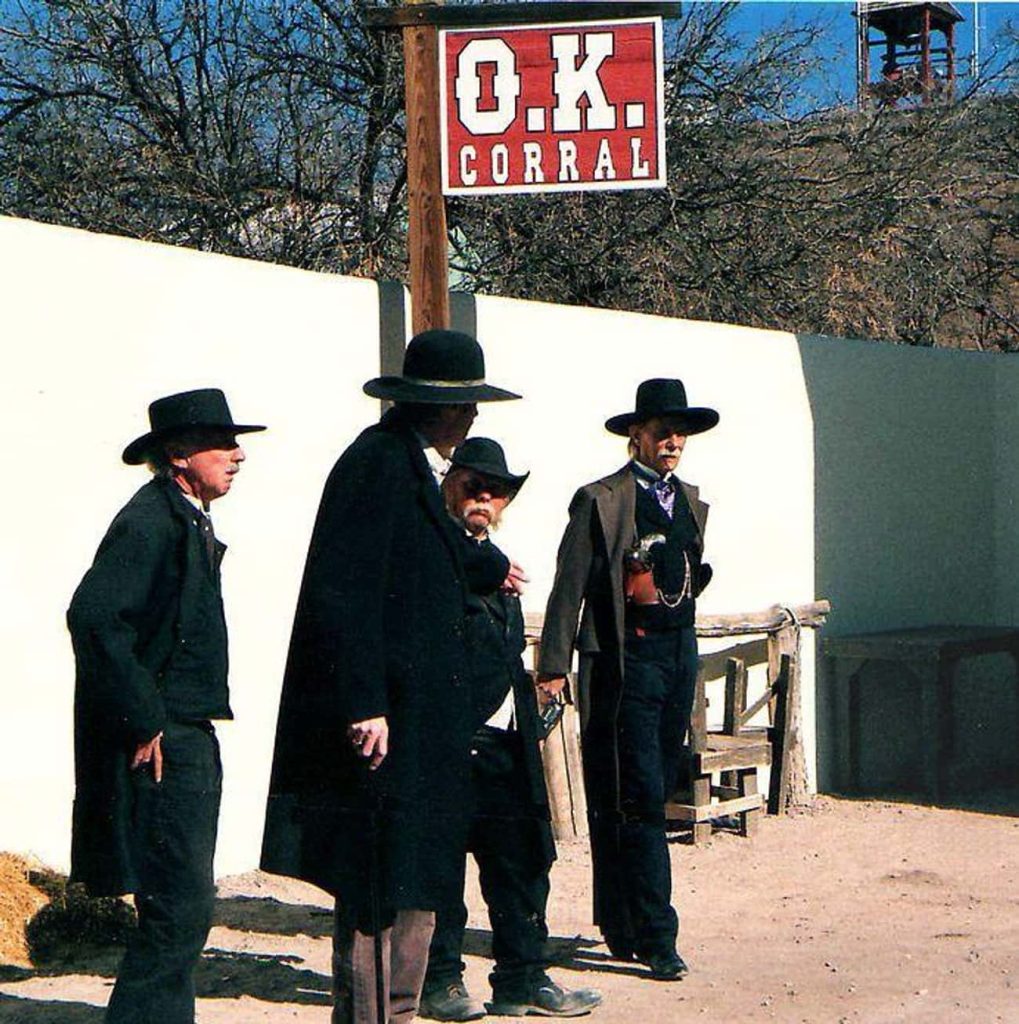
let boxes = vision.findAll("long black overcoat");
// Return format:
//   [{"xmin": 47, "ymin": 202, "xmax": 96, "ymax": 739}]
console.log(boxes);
[
  {"xmin": 261, "ymin": 410, "xmax": 491, "ymax": 919},
  {"xmin": 67, "ymin": 477, "xmax": 229, "ymax": 896},
  {"xmin": 536, "ymin": 463, "xmax": 708, "ymax": 827}
]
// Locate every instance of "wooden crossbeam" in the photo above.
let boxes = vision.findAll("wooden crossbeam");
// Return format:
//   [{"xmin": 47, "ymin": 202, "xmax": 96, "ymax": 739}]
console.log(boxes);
[{"xmin": 366, "ymin": 3, "xmax": 682, "ymax": 29}]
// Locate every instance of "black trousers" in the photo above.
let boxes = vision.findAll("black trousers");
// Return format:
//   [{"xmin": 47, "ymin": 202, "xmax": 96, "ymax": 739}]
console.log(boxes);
[
  {"xmin": 106, "ymin": 721, "xmax": 221, "ymax": 1024},
  {"xmin": 589, "ymin": 625, "xmax": 697, "ymax": 957},
  {"xmin": 425, "ymin": 726, "xmax": 550, "ymax": 1000}
]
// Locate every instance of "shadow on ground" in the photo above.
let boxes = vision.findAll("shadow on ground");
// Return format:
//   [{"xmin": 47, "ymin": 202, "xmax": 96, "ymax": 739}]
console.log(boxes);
[
  {"xmin": 212, "ymin": 894, "xmax": 333, "ymax": 938},
  {"xmin": 196, "ymin": 949, "xmax": 330, "ymax": 1004},
  {"xmin": 823, "ymin": 788, "xmax": 1019, "ymax": 818},
  {"xmin": 0, "ymin": 994, "xmax": 104, "ymax": 1023},
  {"xmin": 463, "ymin": 928, "xmax": 643, "ymax": 979},
  {"xmin": 0, "ymin": 901, "xmax": 332, "ymax": 1010}
]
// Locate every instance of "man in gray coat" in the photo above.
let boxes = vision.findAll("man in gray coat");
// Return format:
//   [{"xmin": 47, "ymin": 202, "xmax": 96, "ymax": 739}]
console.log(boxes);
[
  {"xmin": 536, "ymin": 379, "xmax": 718, "ymax": 983},
  {"xmin": 69, "ymin": 388, "xmax": 264, "ymax": 1023}
]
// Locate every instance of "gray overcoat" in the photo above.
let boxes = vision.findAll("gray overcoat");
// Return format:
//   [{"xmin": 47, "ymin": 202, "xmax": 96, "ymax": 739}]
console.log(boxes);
[{"xmin": 537, "ymin": 463, "xmax": 707, "ymax": 705}]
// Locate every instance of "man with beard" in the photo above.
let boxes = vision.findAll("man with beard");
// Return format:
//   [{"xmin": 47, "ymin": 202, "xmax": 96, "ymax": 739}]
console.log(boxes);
[
  {"xmin": 536, "ymin": 379, "xmax": 719, "ymax": 982},
  {"xmin": 262, "ymin": 330, "xmax": 520, "ymax": 1024},
  {"xmin": 419, "ymin": 437, "xmax": 601, "ymax": 1021}
]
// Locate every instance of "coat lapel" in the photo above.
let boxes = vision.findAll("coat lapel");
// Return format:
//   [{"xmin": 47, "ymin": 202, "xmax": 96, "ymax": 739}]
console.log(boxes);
[
  {"xmin": 161, "ymin": 480, "xmax": 225, "ymax": 579},
  {"xmin": 593, "ymin": 464, "xmax": 635, "ymax": 654},
  {"xmin": 680, "ymin": 480, "xmax": 708, "ymax": 542}
]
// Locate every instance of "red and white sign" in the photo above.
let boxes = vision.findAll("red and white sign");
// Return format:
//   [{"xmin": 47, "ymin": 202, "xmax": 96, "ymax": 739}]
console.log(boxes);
[{"xmin": 439, "ymin": 18, "xmax": 665, "ymax": 196}]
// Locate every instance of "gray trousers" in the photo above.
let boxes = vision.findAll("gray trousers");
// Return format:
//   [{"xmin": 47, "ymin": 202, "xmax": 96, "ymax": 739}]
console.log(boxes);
[{"xmin": 333, "ymin": 908, "xmax": 436, "ymax": 1024}]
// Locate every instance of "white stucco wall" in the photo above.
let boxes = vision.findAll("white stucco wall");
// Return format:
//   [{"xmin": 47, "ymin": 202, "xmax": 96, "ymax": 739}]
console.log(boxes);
[
  {"xmin": 1, "ymin": 216, "xmax": 381, "ymax": 877},
  {"xmin": 2, "ymin": 215, "xmax": 1014, "ymax": 877}
]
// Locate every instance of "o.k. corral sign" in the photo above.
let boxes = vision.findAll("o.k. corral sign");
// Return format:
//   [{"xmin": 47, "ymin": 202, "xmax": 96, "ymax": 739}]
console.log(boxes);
[{"xmin": 440, "ymin": 18, "xmax": 665, "ymax": 195}]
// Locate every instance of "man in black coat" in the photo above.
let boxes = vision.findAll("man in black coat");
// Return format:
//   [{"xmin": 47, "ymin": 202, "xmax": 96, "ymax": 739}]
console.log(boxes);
[
  {"xmin": 261, "ymin": 331, "xmax": 520, "ymax": 1024},
  {"xmin": 536, "ymin": 379, "xmax": 718, "ymax": 983},
  {"xmin": 68, "ymin": 388, "xmax": 264, "ymax": 1023},
  {"xmin": 420, "ymin": 438, "xmax": 601, "ymax": 1021}
]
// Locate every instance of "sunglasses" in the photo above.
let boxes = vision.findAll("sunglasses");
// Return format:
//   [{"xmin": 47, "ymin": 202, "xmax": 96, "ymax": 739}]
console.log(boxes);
[{"xmin": 460, "ymin": 473, "xmax": 514, "ymax": 500}]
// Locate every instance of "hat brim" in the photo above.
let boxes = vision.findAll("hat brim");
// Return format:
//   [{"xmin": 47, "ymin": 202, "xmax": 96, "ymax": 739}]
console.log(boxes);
[
  {"xmin": 363, "ymin": 378, "xmax": 521, "ymax": 404},
  {"xmin": 122, "ymin": 423, "xmax": 266, "ymax": 465},
  {"xmin": 449, "ymin": 465, "xmax": 530, "ymax": 494},
  {"xmin": 604, "ymin": 407, "xmax": 719, "ymax": 437}
]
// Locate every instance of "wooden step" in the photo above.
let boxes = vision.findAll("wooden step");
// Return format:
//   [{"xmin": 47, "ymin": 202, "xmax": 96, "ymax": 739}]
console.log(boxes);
[{"xmin": 664, "ymin": 793, "xmax": 763, "ymax": 823}]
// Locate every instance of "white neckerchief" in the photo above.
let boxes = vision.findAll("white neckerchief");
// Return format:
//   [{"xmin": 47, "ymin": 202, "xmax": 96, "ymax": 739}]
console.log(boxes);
[{"xmin": 631, "ymin": 458, "xmax": 676, "ymax": 491}]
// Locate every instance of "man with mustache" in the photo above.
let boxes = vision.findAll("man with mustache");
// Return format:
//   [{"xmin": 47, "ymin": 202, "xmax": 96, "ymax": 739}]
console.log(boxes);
[
  {"xmin": 419, "ymin": 437, "xmax": 601, "ymax": 1021},
  {"xmin": 537, "ymin": 379, "xmax": 719, "ymax": 982},
  {"xmin": 262, "ymin": 331, "xmax": 520, "ymax": 1024},
  {"xmin": 68, "ymin": 388, "xmax": 264, "ymax": 1023}
]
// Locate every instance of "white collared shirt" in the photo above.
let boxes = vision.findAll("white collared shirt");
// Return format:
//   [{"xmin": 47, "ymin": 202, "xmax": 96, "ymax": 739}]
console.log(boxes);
[
  {"xmin": 175, "ymin": 483, "xmax": 211, "ymax": 521},
  {"xmin": 416, "ymin": 432, "xmax": 452, "ymax": 487}
]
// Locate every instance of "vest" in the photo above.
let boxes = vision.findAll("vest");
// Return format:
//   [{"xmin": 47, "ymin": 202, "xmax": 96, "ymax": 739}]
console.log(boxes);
[{"xmin": 627, "ymin": 481, "xmax": 699, "ymax": 630}]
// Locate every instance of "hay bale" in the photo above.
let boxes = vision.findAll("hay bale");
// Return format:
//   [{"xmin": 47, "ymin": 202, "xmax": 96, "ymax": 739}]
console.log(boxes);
[
  {"xmin": 0, "ymin": 853, "xmax": 49, "ymax": 966},
  {"xmin": 0, "ymin": 852, "xmax": 137, "ymax": 969}
]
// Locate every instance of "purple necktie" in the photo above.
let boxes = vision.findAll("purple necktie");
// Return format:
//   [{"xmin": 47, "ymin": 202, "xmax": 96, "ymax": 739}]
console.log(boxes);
[{"xmin": 652, "ymin": 477, "xmax": 675, "ymax": 518}]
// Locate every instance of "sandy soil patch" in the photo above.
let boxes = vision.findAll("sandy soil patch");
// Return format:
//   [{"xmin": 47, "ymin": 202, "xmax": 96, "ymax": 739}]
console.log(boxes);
[{"xmin": 2, "ymin": 797, "xmax": 1017, "ymax": 1023}]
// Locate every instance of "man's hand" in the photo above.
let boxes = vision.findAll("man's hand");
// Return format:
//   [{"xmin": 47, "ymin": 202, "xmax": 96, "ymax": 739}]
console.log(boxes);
[
  {"xmin": 348, "ymin": 717, "xmax": 389, "ymax": 770},
  {"xmin": 502, "ymin": 560, "xmax": 529, "ymax": 596},
  {"xmin": 535, "ymin": 675, "xmax": 566, "ymax": 708},
  {"xmin": 131, "ymin": 732, "xmax": 164, "ymax": 783}
]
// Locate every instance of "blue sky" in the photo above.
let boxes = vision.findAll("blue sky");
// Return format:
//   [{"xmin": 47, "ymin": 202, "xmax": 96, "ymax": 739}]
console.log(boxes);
[{"xmin": 720, "ymin": 1, "xmax": 1018, "ymax": 104}]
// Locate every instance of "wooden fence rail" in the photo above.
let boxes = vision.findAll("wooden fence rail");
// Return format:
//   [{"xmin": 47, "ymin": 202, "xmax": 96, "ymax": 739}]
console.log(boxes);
[{"xmin": 524, "ymin": 600, "xmax": 830, "ymax": 841}]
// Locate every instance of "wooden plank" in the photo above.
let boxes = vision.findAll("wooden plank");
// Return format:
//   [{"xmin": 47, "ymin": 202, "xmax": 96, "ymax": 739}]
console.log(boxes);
[
  {"xmin": 696, "ymin": 601, "xmax": 830, "ymax": 638},
  {"xmin": 690, "ymin": 666, "xmax": 708, "ymax": 755},
  {"xmin": 705, "ymin": 733, "xmax": 769, "ymax": 751},
  {"xmin": 559, "ymin": 700, "xmax": 589, "ymax": 838},
  {"xmin": 664, "ymin": 794, "xmax": 763, "ymax": 823},
  {"xmin": 366, "ymin": 3, "xmax": 683, "ymax": 29},
  {"xmin": 767, "ymin": 655, "xmax": 793, "ymax": 814},
  {"xmin": 690, "ymin": 776, "xmax": 712, "ymax": 842},
  {"xmin": 740, "ymin": 688, "xmax": 774, "ymax": 728},
  {"xmin": 723, "ymin": 658, "xmax": 748, "ymax": 736},
  {"xmin": 539, "ymin": 687, "xmax": 587, "ymax": 841},
  {"xmin": 375, "ymin": 280, "xmax": 406, "ymax": 417},
  {"xmin": 697, "ymin": 745, "xmax": 771, "ymax": 773},
  {"xmin": 698, "ymin": 639, "xmax": 770, "ymax": 683},
  {"xmin": 739, "ymin": 768, "xmax": 761, "ymax": 838}
]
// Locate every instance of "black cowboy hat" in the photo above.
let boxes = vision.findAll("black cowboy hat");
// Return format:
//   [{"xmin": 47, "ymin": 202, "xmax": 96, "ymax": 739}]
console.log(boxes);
[
  {"xmin": 450, "ymin": 437, "xmax": 529, "ymax": 494},
  {"xmin": 604, "ymin": 378, "xmax": 719, "ymax": 437},
  {"xmin": 122, "ymin": 388, "xmax": 266, "ymax": 465},
  {"xmin": 363, "ymin": 329, "xmax": 520, "ymax": 404}
]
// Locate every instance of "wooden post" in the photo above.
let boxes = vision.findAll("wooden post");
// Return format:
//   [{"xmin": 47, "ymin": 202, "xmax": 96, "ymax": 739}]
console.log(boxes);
[
  {"xmin": 858, "ymin": 7, "xmax": 870, "ymax": 110},
  {"xmin": 921, "ymin": 5, "xmax": 932, "ymax": 102},
  {"xmin": 402, "ymin": 2, "xmax": 450, "ymax": 333}
]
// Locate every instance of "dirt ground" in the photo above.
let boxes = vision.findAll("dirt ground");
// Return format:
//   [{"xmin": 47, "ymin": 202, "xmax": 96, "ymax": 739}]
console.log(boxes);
[{"xmin": 2, "ymin": 796, "xmax": 1018, "ymax": 1024}]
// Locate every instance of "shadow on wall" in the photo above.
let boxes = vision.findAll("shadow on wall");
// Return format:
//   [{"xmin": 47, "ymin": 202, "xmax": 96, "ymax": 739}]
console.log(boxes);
[{"xmin": 795, "ymin": 335, "xmax": 1018, "ymax": 804}]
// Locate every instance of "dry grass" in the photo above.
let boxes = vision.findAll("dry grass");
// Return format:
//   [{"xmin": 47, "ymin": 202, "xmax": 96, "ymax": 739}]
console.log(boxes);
[{"xmin": 0, "ymin": 854, "xmax": 49, "ymax": 967}]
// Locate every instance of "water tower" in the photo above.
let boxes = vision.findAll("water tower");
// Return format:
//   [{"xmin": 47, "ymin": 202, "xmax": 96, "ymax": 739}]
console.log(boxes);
[{"xmin": 855, "ymin": 1, "xmax": 964, "ymax": 108}]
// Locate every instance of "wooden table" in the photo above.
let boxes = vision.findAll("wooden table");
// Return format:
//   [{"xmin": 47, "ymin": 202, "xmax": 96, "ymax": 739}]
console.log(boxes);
[{"xmin": 822, "ymin": 626, "xmax": 1019, "ymax": 802}]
